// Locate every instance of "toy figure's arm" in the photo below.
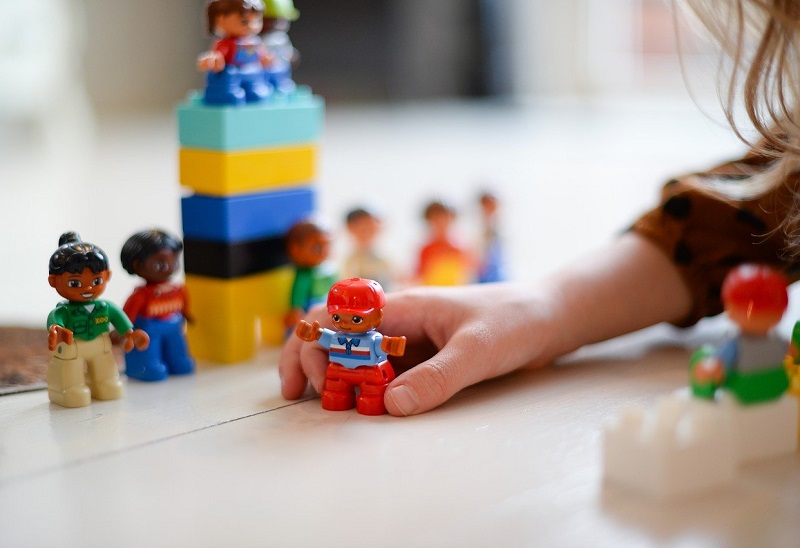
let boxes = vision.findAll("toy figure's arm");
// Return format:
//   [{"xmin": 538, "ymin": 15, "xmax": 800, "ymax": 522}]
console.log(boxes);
[
  {"xmin": 296, "ymin": 320, "xmax": 323, "ymax": 342},
  {"xmin": 181, "ymin": 286, "xmax": 194, "ymax": 324},
  {"xmin": 108, "ymin": 303, "xmax": 149, "ymax": 352},
  {"xmin": 197, "ymin": 40, "xmax": 231, "ymax": 73},
  {"xmin": 46, "ymin": 308, "xmax": 73, "ymax": 351},
  {"xmin": 689, "ymin": 344, "xmax": 725, "ymax": 400},
  {"xmin": 122, "ymin": 288, "xmax": 146, "ymax": 324},
  {"xmin": 381, "ymin": 336, "xmax": 406, "ymax": 357}
]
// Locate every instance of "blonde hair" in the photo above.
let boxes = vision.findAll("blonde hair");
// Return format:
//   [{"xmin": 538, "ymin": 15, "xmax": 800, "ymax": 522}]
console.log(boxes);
[{"xmin": 679, "ymin": 0, "xmax": 800, "ymax": 251}]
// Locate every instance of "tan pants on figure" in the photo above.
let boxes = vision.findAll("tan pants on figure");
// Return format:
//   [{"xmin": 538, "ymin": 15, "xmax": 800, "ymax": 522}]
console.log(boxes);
[{"xmin": 47, "ymin": 333, "xmax": 124, "ymax": 407}]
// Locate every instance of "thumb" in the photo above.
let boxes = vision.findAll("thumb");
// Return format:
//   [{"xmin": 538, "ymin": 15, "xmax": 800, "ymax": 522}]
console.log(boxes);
[{"xmin": 384, "ymin": 327, "xmax": 487, "ymax": 416}]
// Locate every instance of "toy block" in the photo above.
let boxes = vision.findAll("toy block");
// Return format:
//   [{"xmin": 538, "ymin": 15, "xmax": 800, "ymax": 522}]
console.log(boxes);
[
  {"xmin": 183, "ymin": 236, "xmax": 288, "ymax": 279},
  {"xmin": 181, "ymin": 187, "xmax": 315, "ymax": 242},
  {"xmin": 179, "ymin": 144, "xmax": 316, "ymax": 196},
  {"xmin": 603, "ymin": 391, "xmax": 737, "ymax": 498},
  {"xmin": 717, "ymin": 392, "xmax": 799, "ymax": 462},
  {"xmin": 177, "ymin": 87, "xmax": 324, "ymax": 151},
  {"xmin": 185, "ymin": 268, "xmax": 293, "ymax": 363}
]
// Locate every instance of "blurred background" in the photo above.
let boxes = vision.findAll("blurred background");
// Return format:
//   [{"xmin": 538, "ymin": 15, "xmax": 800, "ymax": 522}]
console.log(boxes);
[{"xmin": 0, "ymin": 0, "xmax": 753, "ymax": 328}]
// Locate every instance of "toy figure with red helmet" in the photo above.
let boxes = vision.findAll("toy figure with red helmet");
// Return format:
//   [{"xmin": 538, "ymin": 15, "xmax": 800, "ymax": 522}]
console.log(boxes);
[{"xmin": 295, "ymin": 278, "xmax": 406, "ymax": 415}]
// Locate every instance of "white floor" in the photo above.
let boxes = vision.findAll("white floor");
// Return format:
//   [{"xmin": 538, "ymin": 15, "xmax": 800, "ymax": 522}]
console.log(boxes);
[{"xmin": 1, "ymin": 96, "xmax": 799, "ymax": 545}]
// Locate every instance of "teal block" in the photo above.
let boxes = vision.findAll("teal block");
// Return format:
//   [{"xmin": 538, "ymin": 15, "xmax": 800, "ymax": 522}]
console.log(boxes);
[{"xmin": 178, "ymin": 86, "xmax": 324, "ymax": 151}]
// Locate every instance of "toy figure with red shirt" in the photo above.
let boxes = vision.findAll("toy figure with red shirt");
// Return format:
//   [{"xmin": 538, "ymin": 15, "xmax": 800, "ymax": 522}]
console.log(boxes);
[
  {"xmin": 121, "ymin": 229, "xmax": 194, "ymax": 382},
  {"xmin": 416, "ymin": 200, "xmax": 472, "ymax": 286},
  {"xmin": 197, "ymin": 0, "xmax": 273, "ymax": 106},
  {"xmin": 295, "ymin": 278, "xmax": 406, "ymax": 415}
]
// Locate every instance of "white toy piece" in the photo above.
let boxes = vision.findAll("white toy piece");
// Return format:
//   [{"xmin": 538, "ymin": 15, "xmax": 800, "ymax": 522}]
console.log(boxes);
[{"xmin": 602, "ymin": 388, "xmax": 799, "ymax": 498}]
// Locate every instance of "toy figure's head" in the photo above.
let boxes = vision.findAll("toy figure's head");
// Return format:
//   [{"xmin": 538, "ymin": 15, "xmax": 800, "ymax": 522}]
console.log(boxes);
[
  {"xmin": 262, "ymin": 0, "xmax": 299, "ymax": 32},
  {"xmin": 326, "ymin": 278, "xmax": 386, "ymax": 333},
  {"xmin": 121, "ymin": 229, "xmax": 184, "ymax": 285},
  {"xmin": 479, "ymin": 191, "xmax": 498, "ymax": 220},
  {"xmin": 48, "ymin": 232, "xmax": 111, "ymax": 303},
  {"xmin": 722, "ymin": 263, "xmax": 788, "ymax": 335},
  {"xmin": 286, "ymin": 220, "xmax": 332, "ymax": 269},
  {"xmin": 345, "ymin": 207, "xmax": 382, "ymax": 251},
  {"xmin": 423, "ymin": 200, "xmax": 456, "ymax": 240},
  {"xmin": 207, "ymin": 0, "xmax": 265, "ymax": 37}
]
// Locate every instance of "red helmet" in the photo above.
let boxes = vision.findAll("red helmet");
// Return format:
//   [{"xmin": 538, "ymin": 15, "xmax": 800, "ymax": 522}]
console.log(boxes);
[{"xmin": 327, "ymin": 278, "xmax": 386, "ymax": 315}]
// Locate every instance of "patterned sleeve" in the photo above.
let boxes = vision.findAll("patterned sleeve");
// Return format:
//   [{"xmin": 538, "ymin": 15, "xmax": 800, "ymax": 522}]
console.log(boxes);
[{"xmin": 630, "ymin": 149, "xmax": 799, "ymax": 327}]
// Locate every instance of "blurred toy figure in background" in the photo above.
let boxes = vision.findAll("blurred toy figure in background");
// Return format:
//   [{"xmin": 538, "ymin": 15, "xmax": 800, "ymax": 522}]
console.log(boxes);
[
  {"xmin": 295, "ymin": 278, "xmax": 406, "ymax": 415},
  {"xmin": 284, "ymin": 219, "xmax": 338, "ymax": 329},
  {"xmin": 197, "ymin": 0, "xmax": 273, "ymax": 105},
  {"xmin": 690, "ymin": 264, "xmax": 790, "ymax": 404},
  {"xmin": 121, "ymin": 230, "xmax": 194, "ymax": 382},
  {"xmin": 343, "ymin": 206, "xmax": 393, "ymax": 290},
  {"xmin": 47, "ymin": 232, "xmax": 149, "ymax": 407},
  {"xmin": 261, "ymin": 0, "xmax": 300, "ymax": 94},
  {"xmin": 416, "ymin": 200, "xmax": 472, "ymax": 286},
  {"xmin": 477, "ymin": 191, "xmax": 507, "ymax": 283}
]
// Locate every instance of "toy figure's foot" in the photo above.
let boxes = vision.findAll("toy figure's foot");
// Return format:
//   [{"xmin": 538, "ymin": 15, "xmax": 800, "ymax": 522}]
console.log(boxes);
[
  {"xmin": 243, "ymin": 82, "xmax": 272, "ymax": 103},
  {"xmin": 356, "ymin": 393, "xmax": 387, "ymax": 415},
  {"xmin": 126, "ymin": 362, "xmax": 168, "ymax": 382},
  {"xmin": 168, "ymin": 358, "xmax": 195, "ymax": 376},
  {"xmin": 91, "ymin": 378, "xmax": 125, "ymax": 401},
  {"xmin": 321, "ymin": 389, "xmax": 356, "ymax": 411},
  {"xmin": 49, "ymin": 385, "xmax": 91, "ymax": 408},
  {"xmin": 276, "ymin": 79, "xmax": 296, "ymax": 95}
]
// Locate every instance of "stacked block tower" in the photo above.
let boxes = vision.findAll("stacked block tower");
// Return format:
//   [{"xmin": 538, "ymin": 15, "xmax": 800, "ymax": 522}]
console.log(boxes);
[{"xmin": 177, "ymin": 88, "xmax": 324, "ymax": 363}]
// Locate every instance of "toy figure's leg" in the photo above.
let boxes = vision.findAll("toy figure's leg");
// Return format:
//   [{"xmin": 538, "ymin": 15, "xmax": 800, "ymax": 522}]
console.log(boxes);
[
  {"xmin": 84, "ymin": 334, "xmax": 124, "ymax": 401},
  {"xmin": 47, "ymin": 341, "xmax": 91, "ymax": 408},
  {"xmin": 321, "ymin": 363, "xmax": 356, "ymax": 411},
  {"xmin": 203, "ymin": 67, "xmax": 246, "ymax": 106},
  {"xmin": 125, "ymin": 318, "xmax": 168, "ymax": 382},
  {"xmin": 356, "ymin": 361, "xmax": 396, "ymax": 415},
  {"xmin": 240, "ymin": 70, "xmax": 272, "ymax": 103},
  {"xmin": 266, "ymin": 68, "xmax": 296, "ymax": 95},
  {"xmin": 162, "ymin": 314, "xmax": 194, "ymax": 375}
]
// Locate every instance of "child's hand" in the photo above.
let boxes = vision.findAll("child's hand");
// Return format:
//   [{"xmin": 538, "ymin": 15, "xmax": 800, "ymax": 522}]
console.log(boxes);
[{"xmin": 279, "ymin": 283, "xmax": 558, "ymax": 416}]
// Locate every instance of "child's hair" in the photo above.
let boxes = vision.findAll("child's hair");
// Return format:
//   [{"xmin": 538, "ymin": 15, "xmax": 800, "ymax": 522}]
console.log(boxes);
[
  {"xmin": 681, "ymin": 0, "xmax": 800, "ymax": 154},
  {"xmin": 206, "ymin": 0, "xmax": 265, "ymax": 35},
  {"xmin": 120, "ymin": 229, "xmax": 183, "ymax": 276},
  {"xmin": 49, "ymin": 232, "xmax": 109, "ymax": 275}
]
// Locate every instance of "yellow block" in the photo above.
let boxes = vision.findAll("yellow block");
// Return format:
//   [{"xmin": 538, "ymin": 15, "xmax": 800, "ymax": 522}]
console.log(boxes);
[
  {"xmin": 186, "ymin": 267, "xmax": 293, "ymax": 364},
  {"xmin": 180, "ymin": 144, "xmax": 317, "ymax": 196}
]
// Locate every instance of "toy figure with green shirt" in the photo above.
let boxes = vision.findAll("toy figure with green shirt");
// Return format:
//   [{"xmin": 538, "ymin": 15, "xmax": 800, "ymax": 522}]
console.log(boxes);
[
  {"xmin": 284, "ymin": 220, "xmax": 337, "ymax": 331},
  {"xmin": 47, "ymin": 232, "xmax": 149, "ymax": 408}
]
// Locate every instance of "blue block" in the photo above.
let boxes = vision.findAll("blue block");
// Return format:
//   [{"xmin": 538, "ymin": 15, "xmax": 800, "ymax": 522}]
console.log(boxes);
[
  {"xmin": 177, "ymin": 86, "xmax": 324, "ymax": 151},
  {"xmin": 182, "ymin": 187, "xmax": 316, "ymax": 242}
]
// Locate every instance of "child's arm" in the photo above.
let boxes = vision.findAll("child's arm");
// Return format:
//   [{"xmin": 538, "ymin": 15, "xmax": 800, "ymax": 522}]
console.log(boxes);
[{"xmin": 279, "ymin": 232, "xmax": 692, "ymax": 415}]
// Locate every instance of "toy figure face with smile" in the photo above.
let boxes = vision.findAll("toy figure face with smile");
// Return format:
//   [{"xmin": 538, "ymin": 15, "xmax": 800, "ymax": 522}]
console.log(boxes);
[
  {"xmin": 330, "ymin": 310, "xmax": 383, "ymax": 333},
  {"xmin": 133, "ymin": 249, "xmax": 180, "ymax": 284},
  {"xmin": 48, "ymin": 268, "xmax": 110, "ymax": 302},
  {"xmin": 215, "ymin": 10, "xmax": 263, "ymax": 37}
]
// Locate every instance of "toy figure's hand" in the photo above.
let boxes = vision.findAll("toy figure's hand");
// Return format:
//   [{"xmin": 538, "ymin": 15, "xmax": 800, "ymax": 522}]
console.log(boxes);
[
  {"xmin": 197, "ymin": 52, "xmax": 224, "ymax": 73},
  {"xmin": 48, "ymin": 325, "xmax": 73, "ymax": 351},
  {"xmin": 295, "ymin": 320, "xmax": 322, "ymax": 342},
  {"xmin": 284, "ymin": 308, "xmax": 304, "ymax": 329},
  {"xmin": 260, "ymin": 52, "xmax": 273, "ymax": 68},
  {"xmin": 123, "ymin": 329, "xmax": 150, "ymax": 352},
  {"xmin": 382, "ymin": 336, "xmax": 406, "ymax": 357},
  {"xmin": 280, "ymin": 283, "xmax": 558, "ymax": 416},
  {"xmin": 109, "ymin": 331, "xmax": 123, "ymax": 346}
]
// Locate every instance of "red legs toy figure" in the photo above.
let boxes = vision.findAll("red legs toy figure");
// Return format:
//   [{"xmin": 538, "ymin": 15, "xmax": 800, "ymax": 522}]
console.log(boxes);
[{"xmin": 295, "ymin": 278, "xmax": 406, "ymax": 415}]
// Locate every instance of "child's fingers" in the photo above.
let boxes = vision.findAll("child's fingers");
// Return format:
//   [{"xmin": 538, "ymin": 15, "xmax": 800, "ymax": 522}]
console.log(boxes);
[
  {"xmin": 384, "ymin": 325, "xmax": 489, "ymax": 416},
  {"xmin": 279, "ymin": 306, "xmax": 331, "ymax": 398}
]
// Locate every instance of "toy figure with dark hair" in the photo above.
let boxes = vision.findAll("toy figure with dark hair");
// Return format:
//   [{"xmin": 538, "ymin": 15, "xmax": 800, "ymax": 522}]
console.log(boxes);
[
  {"xmin": 477, "ymin": 191, "xmax": 507, "ymax": 283},
  {"xmin": 47, "ymin": 232, "xmax": 149, "ymax": 408},
  {"xmin": 197, "ymin": 0, "xmax": 273, "ymax": 105},
  {"xmin": 343, "ymin": 207, "xmax": 392, "ymax": 289},
  {"xmin": 295, "ymin": 278, "xmax": 406, "ymax": 415},
  {"xmin": 284, "ymin": 219, "xmax": 338, "ymax": 329},
  {"xmin": 261, "ymin": 0, "xmax": 300, "ymax": 94},
  {"xmin": 690, "ymin": 264, "xmax": 790, "ymax": 404},
  {"xmin": 416, "ymin": 200, "xmax": 472, "ymax": 286},
  {"xmin": 121, "ymin": 229, "xmax": 194, "ymax": 382}
]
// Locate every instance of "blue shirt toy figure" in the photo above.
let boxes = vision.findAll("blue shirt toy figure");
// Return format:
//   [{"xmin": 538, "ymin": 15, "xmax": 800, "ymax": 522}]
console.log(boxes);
[
  {"xmin": 47, "ymin": 232, "xmax": 150, "ymax": 408},
  {"xmin": 261, "ymin": 0, "xmax": 300, "ymax": 94},
  {"xmin": 121, "ymin": 230, "xmax": 194, "ymax": 382},
  {"xmin": 197, "ymin": 0, "xmax": 274, "ymax": 105},
  {"xmin": 295, "ymin": 278, "xmax": 407, "ymax": 415},
  {"xmin": 477, "ymin": 191, "xmax": 507, "ymax": 283},
  {"xmin": 689, "ymin": 264, "xmax": 790, "ymax": 404}
]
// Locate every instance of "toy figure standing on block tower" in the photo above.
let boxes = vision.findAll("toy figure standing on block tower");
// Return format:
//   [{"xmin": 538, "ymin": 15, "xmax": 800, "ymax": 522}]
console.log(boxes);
[
  {"xmin": 180, "ymin": 0, "xmax": 323, "ymax": 363},
  {"xmin": 296, "ymin": 278, "xmax": 407, "ymax": 415}
]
